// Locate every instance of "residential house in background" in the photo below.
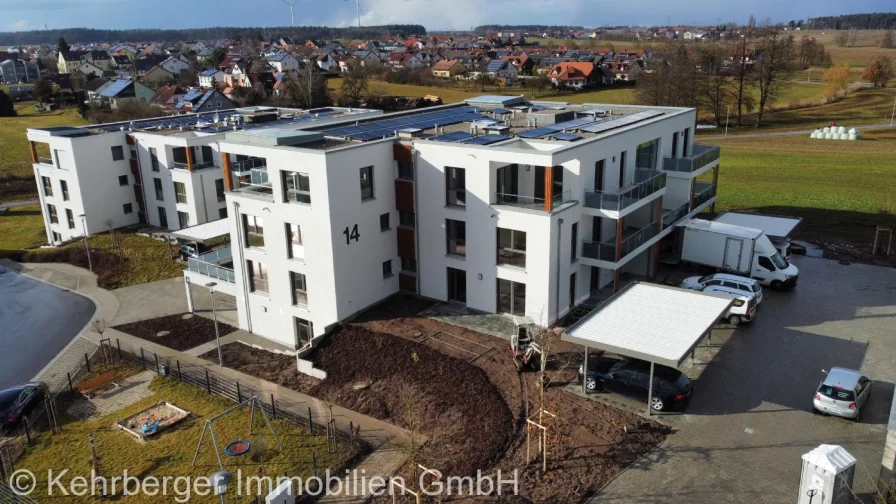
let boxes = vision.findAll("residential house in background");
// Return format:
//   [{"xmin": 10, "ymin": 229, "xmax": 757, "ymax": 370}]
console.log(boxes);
[
  {"xmin": 431, "ymin": 59, "xmax": 467, "ymax": 79},
  {"xmin": 0, "ymin": 57, "xmax": 40, "ymax": 83},
  {"xmin": 486, "ymin": 59, "xmax": 518, "ymax": 82},
  {"xmin": 149, "ymin": 84, "xmax": 187, "ymax": 110},
  {"xmin": 142, "ymin": 65, "xmax": 176, "ymax": 84},
  {"xmin": 82, "ymin": 51, "xmax": 112, "ymax": 71},
  {"xmin": 174, "ymin": 88, "xmax": 236, "ymax": 112},
  {"xmin": 160, "ymin": 56, "xmax": 190, "ymax": 76},
  {"xmin": 198, "ymin": 69, "xmax": 225, "ymax": 89},
  {"xmin": 548, "ymin": 62, "xmax": 596, "ymax": 90},
  {"xmin": 73, "ymin": 61, "xmax": 104, "ymax": 79},
  {"xmin": 58, "ymin": 50, "xmax": 88, "ymax": 74},
  {"xmin": 97, "ymin": 79, "xmax": 156, "ymax": 108},
  {"xmin": 266, "ymin": 52, "xmax": 299, "ymax": 73},
  {"xmin": 503, "ymin": 55, "xmax": 535, "ymax": 75}
]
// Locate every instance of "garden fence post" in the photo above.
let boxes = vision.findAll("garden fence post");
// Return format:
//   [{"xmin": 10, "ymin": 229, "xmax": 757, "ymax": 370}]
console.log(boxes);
[
  {"xmin": 177, "ymin": 361, "xmax": 182, "ymax": 382},
  {"xmin": 236, "ymin": 382, "xmax": 242, "ymax": 403},
  {"xmin": 312, "ymin": 450, "xmax": 317, "ymax": 477},
  {"xmin": 205, "ymin": 369, "xmax": 211, "ymax": 394},
  {"xmin": 140, "ymin": 348, "xmax": 146, "ymax": 369},
  {"xmin": 117, "ymin": 338, "xmax": 121, "ymax": 360},
  {"xmin": 85, "ymin": 353, "xmax": 91, "ymax": 374},
  {"xmin": 23, "ymin": 416, "xmax": 31, "ymax": 445},
  {"xmin": 155, "ymin": 353, "xmax": 160, "ymax": 375},
  {"xmin": 67, "ymin": 372, "xmax": 73, "ymax": 394},
  {"xmin": 349, "ymin": 421, "xmax": 354, "ymax": 447},
  {"xmin": 308, "ymin": 407, "xmax": 313, "ymax": 434},
  {"xmin": 271, "ymin": 394, "xmax": 276, "ymax": 419}
]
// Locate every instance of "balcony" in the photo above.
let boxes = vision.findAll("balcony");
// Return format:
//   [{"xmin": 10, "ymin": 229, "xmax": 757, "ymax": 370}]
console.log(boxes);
[
  {"xmin": 187, "ymin": 247, "xmax": 235, "ymax": 283},
  {"xmin": 172, "ymin": 160, "xmax": 216, "ymax": 170},
  {"xmin": 662, "ymin": 202, "xmax": 690, "ymax": 229},
  {"xmin": 584, "ymin": 169, "xmax": 666, "ymax": 214},
  {"xmin": 694, "ymin": 181, "xmax": 716, "ymax": 208},
  {"xmin": 234, "ymin": 168, "xmax": 274, "ymax": 201},
  {"xmin": 662, "ymin": 145, "xmax": 720, "ymax": 173},
  {"xmin": 37, "ymin": 156, "xmax": 54, "ymax": 166},
  {"xmin": 494, "ymin": 190, "xmax": 574, "ymax": 212},
  {"xmin": 232, "ymin": 157, "xmax": 267, "ymax": 174},
  {"xmin": 582, "ymin": 220, "xmax": 660, "ymax": 264}
]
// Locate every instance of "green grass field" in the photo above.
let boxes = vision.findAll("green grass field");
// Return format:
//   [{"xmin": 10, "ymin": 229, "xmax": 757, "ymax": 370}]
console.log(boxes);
[
  {"xmin": 0, "ymin": 102, "xmax": 87, "ymax": 181},
  {"xmin": 0, "ymin": 204, "xmax": 45, "ymax": 250},
  {"xmin": 17, "ymin": 376, "xmax": 350, "ymax": 504}
]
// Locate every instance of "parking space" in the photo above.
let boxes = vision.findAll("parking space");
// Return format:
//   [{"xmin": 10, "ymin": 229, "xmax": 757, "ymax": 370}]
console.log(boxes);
[{"xmin": 592, "ymin": 256, "xmax": 896, "ymax": 503}]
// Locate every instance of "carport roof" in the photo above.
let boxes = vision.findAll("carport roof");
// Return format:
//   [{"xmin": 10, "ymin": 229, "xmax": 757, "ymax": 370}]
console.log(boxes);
[
  {"xmin": 562, "ymin": 282, "xmax": 733, "ymax": 368},
  {"xmin": 169, "ymin": 218, "xmax": 230, "ymax": 242}
]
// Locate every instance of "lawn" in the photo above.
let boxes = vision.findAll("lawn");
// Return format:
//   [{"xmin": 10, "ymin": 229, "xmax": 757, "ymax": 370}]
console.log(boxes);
[
  {"xmin": 16, "ymin": 376, "xmax": 349, "ymax": 503},
  {"xmin": 707, "ymin": 129, "xmax": 896, "ymax": 245},
  {"xmin": 0, "ymin": 204, "xmax": 45, "ymax": 251}
]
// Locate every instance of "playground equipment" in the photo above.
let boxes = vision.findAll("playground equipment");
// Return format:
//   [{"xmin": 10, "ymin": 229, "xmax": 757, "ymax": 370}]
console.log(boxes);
[{"xmin": 192, "ymin": 395, "xmax": 283, "ymax": 471}]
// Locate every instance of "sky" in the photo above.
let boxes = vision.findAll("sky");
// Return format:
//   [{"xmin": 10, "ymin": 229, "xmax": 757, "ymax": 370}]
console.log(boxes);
[{"xmin": 0, "ymin": 0, "xmax": 891, "ymax": 33}]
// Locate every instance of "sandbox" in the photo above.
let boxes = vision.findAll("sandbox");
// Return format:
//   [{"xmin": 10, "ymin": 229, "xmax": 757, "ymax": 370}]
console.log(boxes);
[{"xmin": 116, "ymin": 401, "xmax": 191, "ymax": 441}]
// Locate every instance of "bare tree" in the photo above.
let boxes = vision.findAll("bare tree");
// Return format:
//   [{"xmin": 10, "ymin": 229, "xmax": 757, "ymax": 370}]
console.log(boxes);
[
  {"xmin": 696, "ymin": 42, "xmax": 734, "ymax": 127},
  {"xmin": 754, "ymin": 26, "xmax": 796, "ymax": 126},
  {"xmin": 731, "ymin": 33, "xmax": 756, "ymax": 126},
  {"xmin": 391, "ymin": 381, "xmax": 442, "ymax": 480},
  {"xmin": 340, "ymin": 63, "xmax": 369, "ymax": 107},
  {"xmin": 635, "ymin": 39, "xmax": 699, "ymax": 110}
]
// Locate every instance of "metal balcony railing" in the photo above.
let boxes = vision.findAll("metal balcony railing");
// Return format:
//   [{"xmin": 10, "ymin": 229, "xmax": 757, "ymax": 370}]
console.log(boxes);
[
  {"xmin": 584, "ymin": 169, "xmax": 666, "ymax": 212},
  {"xmin": 232, "ymin": 157, "xmax": 267, "ymax": 173},
  {"xmin": 582, "ymin": 220, "xmax": 660, "ymax": 263},
  {"xmin": 494, "ymin": 190, "xmax": 573, "ymax": 211},
  {"xmin": 694, "ymin": 181, "xmax": 716, "ymax": 208},
  {"xmin": 662, "ymin": 202, "xmax": 690, "ymax": 229},
  {"xmin": 662, "ymin": 144, "xmax": 720, "ymax": 173}
]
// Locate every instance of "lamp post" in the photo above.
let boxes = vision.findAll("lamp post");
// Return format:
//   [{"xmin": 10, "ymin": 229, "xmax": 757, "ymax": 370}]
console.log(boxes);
[
  {"xmin": 210, "ymin": 470, "xmax": 233, "ymax": 504},
  {"xmin": 206, "ymin": 282, "xmax": 223, "ymax": 367},
  {"xmin": 78, "ymin": 214, "xmax": 93, "ymax": 272}
]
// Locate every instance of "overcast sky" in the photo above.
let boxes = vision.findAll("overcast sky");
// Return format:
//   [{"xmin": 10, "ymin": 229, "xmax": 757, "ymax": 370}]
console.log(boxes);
[{"xmin": 1, "ymin": 0, "xmax": 890, "ymax": 32}]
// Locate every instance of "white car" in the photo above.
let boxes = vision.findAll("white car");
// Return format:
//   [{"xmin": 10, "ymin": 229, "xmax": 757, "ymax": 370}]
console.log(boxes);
[
  {"xmin": 703, "ymin": 285, "xmax": 758, "ymax": 326},
  {"xmin": 680, "ymin": 273, "xmax": 763, "ymax": 305}
]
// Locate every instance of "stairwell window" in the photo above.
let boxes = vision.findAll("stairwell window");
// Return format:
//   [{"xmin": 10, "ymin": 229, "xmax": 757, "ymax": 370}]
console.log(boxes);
[
  {"xmin": 286, "ymin": 223, "xmax": 303, "ymax": 260},
  {"xmin": 47, "ymin": 204, "xmax": 58, "ymax": 224},
  {"xmin": 66, "ymin": 209, "xmax": 75, "ymax": 229},
  {"xmin": 154, "ymin": 178, "xmax": 164, "ymax": 200},
  {"xmin": 41, "ymin": 176, "xmax": 53, "ymax": 197},
  {"xmin": 215, "ymin": 179, "xmax": 225, "ymax": 202},
  {"xmin": 295, "ymin": 317, "xmax": 313, "ymax": 347},
  {"xmin": 60, "ymin": 180, "xmax": 69, "ymax": 201},
  {"xmin": 446, "ymin": 167, "xmax": 466, "ymax": 207},
  {"xmin": 150, "ymin": 147, "xmax": 159, "ymax": 172},
  {"xmin": 247, "ymin": 260, "xmax": 268, "ymax": 295},
  {"xmin": 243, "ymin": 215, "xmax": 264, "ymax": 249},
  {"xmin": 446, "ymin": 219, "xmax": 466, "ymax": 257},
  {"xmin": 290, "ymin": 271, "xmax": 308, "ymax": 306},
  {"xmin": 174, "ymin": 182, "xmax": 187, "ymax": 204},
  {"xmin": 111, "ymin": 146, "xmax": 124, "ymax": 161},
  {"xmin": 359, "ymin": 166, "xmax": 374, "ymax": 200}
]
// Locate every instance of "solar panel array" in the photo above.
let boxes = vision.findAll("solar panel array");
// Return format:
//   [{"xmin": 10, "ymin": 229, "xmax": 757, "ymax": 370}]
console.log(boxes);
[
  {"xmin": 432, "ymin": 131, "xmax": 472, "ymax": 142},
  {"xmin": 578, "ymin": 110, "xmax": 665, "ymax": 133},
  {"xmin": 323, "ymin": 106, "xmax": 487, "ymax": 141},
  {"xmin": 461, "ymin": 134, "xmax": 508, "ymax": 146},
  {"xmin": 517, "ymin": 117, "xmax": 600, "ymax": 139},
  {"xmin": 552, "ymin": 133, "xmax": 582, "ymax": 141},
  {"xmin": 99, "ymin": 80, "xmax": 132, "ymax": 97}
]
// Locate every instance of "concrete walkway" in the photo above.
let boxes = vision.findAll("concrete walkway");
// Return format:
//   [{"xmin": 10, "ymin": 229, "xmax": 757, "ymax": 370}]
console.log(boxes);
[
  {"xmin": 0, "ymin": 199, "xmax": 39, "ymax": 210},
  {"xmin": 8, "ymin": 262, "xmax": 410, "ymax": 503}
]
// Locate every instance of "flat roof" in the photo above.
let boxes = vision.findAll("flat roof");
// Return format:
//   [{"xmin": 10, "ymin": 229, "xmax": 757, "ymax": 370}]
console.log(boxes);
[
  {"xmin": 713, "ymin": 212, "xmax": 802, "ymax": 239},
  {"xmin": 685, "ymin": 219, "xmax": 764, "ymax": 240},
  {"xmin": 562, "ymin": 282, "xmax": 732, "ymax": 368},
  {"xmin": 169, "ymin": 218, "xmax": 230, "ymax": 242}
]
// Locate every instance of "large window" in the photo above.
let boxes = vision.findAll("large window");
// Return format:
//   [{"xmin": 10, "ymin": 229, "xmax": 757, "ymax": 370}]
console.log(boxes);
[
  {"xmin": 283, "ymin": 171, "xmax": 311, "ymax": 204},
  {"xmin": 397, "ymin": 160, "xmax": 414, "ymax": 180},
  {"xmin": 446, "ymin": 167, "xmax": 466, "ymax": 207},
  {"xmin": 174, "ymin": 182, "xmax": 187, "ymax": 204},
  {"xmin": 497, "ymin": 279, "xmax": 526, "ymax": 316},
  {"xmin": 150, "ymin": 147, "xmax": 159, "ymax": 171},
  {"xmin": 247, "ymin": 260, "xmax": 268, "ymax": 294},
  {"xmin": 47, "ymin": 204, "xmax": 58, "ymax": 224},
  {"xmin": 497, "ymin": 228, "xmax": 526, "ymax": 268},
  {"xmin": 447, "ymin": 267, "xmax": 466, "ymax": 303},
  {"xmin": 111, "ymin": 146, "xmax": 124, "ymax": 161},
  {"xmin": 158, "ymin": 207, "xmax": 168, "ymax": 227},
  {"xmin": 446, "ymin": 219, "xmax": 466, "ymax": 257},
  {"xmin": 154, "ymin": 178, "xmax": 164, "ymax": 200},
  {"xmin": 215, "ymin": 179, "xmax": 226, "ymax": 202},
  {"xmin": 60, "ymin": 180, "xmax": 69, "ymax": 201},
  {"xmin": 177, "ymin": 211, "xmax": 189, "ymax": 229},
  {"xmin": 243, "ymin": 214, "xmax": 264, "ymax": 249},
  {"xmin": 570, "ymin": 222, "xmax": 578, "ymax": 261},
  {"xmin": 290, "ymin": 271, "xmax": 307, "ymax": 305},
  {"xmin": 286, "ymin": 223, "xmax": 303, "ymax": 259},
  {"xmin": 295, "ymin": 317, "xmax": 313, "ymax": 347},
  {"xmin": 636, "ymin": 138, "xmax": 659, "ymax": 169},
  {"xmin": 359, "ymin": 166, "xmax": 374, "ymax": 200},
  {"xmin": 66, "ymin": 209, "xmax": 75, "ymax": 229},
  {"xmin": 41, "ymin": 176, "xmax": 53, "ymax": 197}
]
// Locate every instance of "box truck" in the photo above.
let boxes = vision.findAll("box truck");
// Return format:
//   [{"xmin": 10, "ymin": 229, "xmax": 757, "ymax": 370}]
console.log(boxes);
[
  {"xmin": 712, "ymin": 212, "xmax": 802, "ymax": 258},
  {"xmin": 681, "ymin": 219, "xmax": 799, "ymax": 290}
]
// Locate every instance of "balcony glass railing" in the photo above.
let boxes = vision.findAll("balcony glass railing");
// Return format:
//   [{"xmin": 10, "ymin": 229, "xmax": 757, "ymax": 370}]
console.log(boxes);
[
  {"xmin": 662, "ymin": 145, "xmax": 721, "ymax": 173},
  {"xmin": 582, "ymin": 220, "xmax": 660, "ymax": 263},
  {"xmin": 188, "ymin": 248, "xmax": 234, "ymax": 283},
  {"xmin": 662, "ymin": 202, "xmax": 690, "ymax": 229},
  {"xmin": 494, "ymin": 190, "xmax": 574, "ymax": 211},
  {"xmin": 232, "ymin": 157, "xmax": 267, "ymax": 173},
  {"xmin": 37, "ymin": 156, "xmax": 53, "ymax": 165},
  {"xmin": 172, "ymin": 159, "xmax": 216, "ymax": 170},
  {"xmin": 694, "ymin": 182, "xmax": 716, "ymax": 208},
  {"xmin": 235, "ymin": 169, "xmax": 273, "ymax": 199},
  {"xmin": 584, "ymin": 169, "xmax": 666, "ymax": 212}
]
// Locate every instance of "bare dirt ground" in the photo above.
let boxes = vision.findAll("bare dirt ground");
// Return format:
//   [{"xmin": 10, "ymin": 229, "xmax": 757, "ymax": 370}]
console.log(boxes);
[
  {"xmin": 114, "ymin": 312, "xmax": 237, "ymax": 351},
  {"xmin": 795, "ymin": 230, "xmax": 896, "ymax": 268},
  {"xmin": 210, "ymin": 294, "xmax": 666, "ymax": 502}
]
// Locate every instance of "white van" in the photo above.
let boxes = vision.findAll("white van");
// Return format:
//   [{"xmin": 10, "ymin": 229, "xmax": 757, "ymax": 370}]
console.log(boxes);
[{"xmin": 704, "ymin": 285, "xmax": 758, "ymax": 326}]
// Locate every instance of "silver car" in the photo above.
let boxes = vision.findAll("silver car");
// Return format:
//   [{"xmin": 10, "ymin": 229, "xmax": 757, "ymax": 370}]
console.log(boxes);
[{"xmin": 813, "ymin": 368, "xmax": 872, "ymax": 421}]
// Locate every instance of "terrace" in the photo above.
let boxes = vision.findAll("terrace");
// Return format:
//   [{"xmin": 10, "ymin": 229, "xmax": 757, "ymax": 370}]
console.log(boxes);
[
  {"xmin": 582, "ymin": 219, "xmax": 661, "ymax": 264},
  {"xmin": 584, "ymin": 168, "xmax": 666, "ymax": 217},
  {"xmin": 662, "ymin": 144, "xmax": 720, "ymax": 174}
]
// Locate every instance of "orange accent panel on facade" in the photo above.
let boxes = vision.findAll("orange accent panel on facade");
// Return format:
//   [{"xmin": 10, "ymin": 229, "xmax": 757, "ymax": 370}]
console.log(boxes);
[
  {"xmin": 397, "ymin": 227, "xmax": 416, "ymax": 259},
  {"xmin": 399, "ymin": 273, "xmax": 417, "ymax": 293},
  {"xmin": 221, "ymin": 153, "xmax": 234, "ymax": 191},
  {"xmin": 393, "ymin": 143, "xmax": 413, "ymax": 162},
  {"xmin": 395, "ymin": 180, "xmax": 415, "ymax": 213}
]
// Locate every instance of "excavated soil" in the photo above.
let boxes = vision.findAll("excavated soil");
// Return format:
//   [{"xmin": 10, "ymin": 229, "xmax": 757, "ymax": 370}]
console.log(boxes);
[{"xmin": 114, "ymin": 312, "xmax": 238, "ymax": 351}]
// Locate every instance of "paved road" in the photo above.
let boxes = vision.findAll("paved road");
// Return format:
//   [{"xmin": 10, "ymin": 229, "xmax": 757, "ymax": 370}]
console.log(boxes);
[
  {"xmin": 700, "ymin": 123, "xmax": 894, "ymax": 140},
  {"xmin": 0, "ymin": 266, "xmax": 96, "ymax": 389},
  {"xmin": 0, "ymin": 199, "xmax": 39, "ymax": 210},
  {"xmin": 594, "ymin": 257, "xmax": 896, "ymax": 503}
]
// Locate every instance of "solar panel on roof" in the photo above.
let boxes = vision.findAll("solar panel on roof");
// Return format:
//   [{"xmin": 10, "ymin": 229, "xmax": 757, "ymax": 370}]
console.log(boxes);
[
  {"xmin": 432, "ymin": 131, "xmax": 472, "ymax": 142},
  {"xmin": 99, "ymin": 80, "xmax": 131, "ymax": 97},
  {"xmin": 518, "ymin": 127, "xmax": 556, "ymax": 138},
  {"xmin": 323, "ymin": 106, "xmax": 486, "ymax": 141},
  {"xmin": 578, "ymin": 110, "xmax": 664, "ymax": 133},
  {"xmin": 461, "ymin": 134, "xmax": 507, "ymax": 146},
  {"xmin": 552, "ymin": 133, "xmax": 581, "ymax": 141},
  {"xmin": 490, "ymin": 108, "xmax": 511, "ymax": 115}
]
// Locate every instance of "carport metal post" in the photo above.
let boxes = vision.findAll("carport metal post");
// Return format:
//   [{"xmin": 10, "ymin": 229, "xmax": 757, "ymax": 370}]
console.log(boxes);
[{"xmin": 646, "ymin": 362, "xmax": 655, "ymax": 416}]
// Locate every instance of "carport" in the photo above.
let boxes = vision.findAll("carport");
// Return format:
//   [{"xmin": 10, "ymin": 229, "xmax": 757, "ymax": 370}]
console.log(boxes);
[
  {"xmin": 562, "ymin": 282, "xmax": 733, "ymax": 415},
  {"xmin": 168, "ymin": 218, "xmax": 231, "ymax": 245}
]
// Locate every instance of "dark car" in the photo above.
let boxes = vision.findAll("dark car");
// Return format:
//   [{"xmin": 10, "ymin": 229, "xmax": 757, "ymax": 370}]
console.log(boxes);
[
  {"xmin": 578, "ymin": 357, "xmax": 693, "ymax": 412},
  {"xmin": 0, "ymin": 382, "xmax": 48, "ymax": 434}
]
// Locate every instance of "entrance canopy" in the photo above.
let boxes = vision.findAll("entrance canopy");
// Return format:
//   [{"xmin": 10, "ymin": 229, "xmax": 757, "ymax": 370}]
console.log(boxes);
[
  {"xmin": 169, "ymin": 218, "xmax": 230, "ymax": 243},
  {"xmin": 562, "ymin": 282, "xmax": 733, "ymax": 368}
]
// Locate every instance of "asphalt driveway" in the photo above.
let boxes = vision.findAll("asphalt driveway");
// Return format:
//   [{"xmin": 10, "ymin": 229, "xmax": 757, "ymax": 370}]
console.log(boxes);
[
  {"xmin": 593, "ymin": 256, "xmax": 896, "ymax": 503},
  {"xmin": 0, "ymin": 266, "xmax": 96, "ymax": 389}
]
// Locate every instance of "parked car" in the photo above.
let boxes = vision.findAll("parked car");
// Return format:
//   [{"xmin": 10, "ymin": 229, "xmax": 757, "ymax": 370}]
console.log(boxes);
[
  {"xmin": 703, "ymin": 285, "xmax": 758, "ymax": 326},
  {"xmin": 680, "ymin": 272, "xmax": 763, "ymax": 305},
  {"xmin": 813, "ymin": 368, "xmax": 872, "ymax": 421},
  {"xmin": 578, "ymin": 356, "xmax": 692, "ymax": 412},
  {"xmin": 0, "ymin": 382, "xmax": 48, "ymax": 434}
]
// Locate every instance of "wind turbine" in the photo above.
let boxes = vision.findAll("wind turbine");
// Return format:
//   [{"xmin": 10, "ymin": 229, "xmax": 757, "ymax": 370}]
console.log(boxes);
[
  {"xmin": 344, "ymin": 0, "xmax": 362, "ymax": 28},
  {"xmin": 281, "ymin": 0, "xmax": 299, "ymax": 27}
]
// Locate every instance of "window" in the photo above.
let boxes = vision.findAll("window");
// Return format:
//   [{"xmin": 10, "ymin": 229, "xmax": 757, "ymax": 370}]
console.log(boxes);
[
  {"xmin": 569, "ymin": 272, "xmax": 576, "ymax": 308},
  {"xmin": 497, "ymin": 228, "xmax": 526, "ymax": 267},
  {"xmin": 47, "ymin": 204, "xmax": 58, "ymax": 224},
  {"xmin": 177, "ymin": 211, "xmax": 189, "ymax": 229},
  {"xmin": 497, "ymin": 279, "xmax": 526, "ymax": 316},
  {"xmin": 683, "ymin": 128, "xmax": 690, "ymax": 157},
  {"xmin": 286, "ymin": 223, "xmax": 302, "ymax": 259},
  {"xmin": 53, "ymin": 149, "xmax": 62, "ymax": 169},
  {"xmin": 123, "ymin": 203, "xmax": 133, "ymax": 214},
  {"xmin": 400, "ymin": 257, "xmax": 417, "ymax": 273},
  {"xmin": 41, "ymin": 176, "xmax": 53, "ymax": 197},
  {"xmin": 552, "ymin": 166, "xmax": 563, "ymax": 197},
  {"xmin": 283, "ymin": 172, "xmax": 311, "ymax": 204},
  {"xmin": 215, "ymin": 179, "xmax": 226, "ymax": 202},
  {"xmin": 671, "ymin": 132, "xmax": 679, "ymax": 158},
  {"xmin": 201, "ymin": 145, "xmax": 213, "ymax": 164},
  {"xmin": 380, "ymin": 213, "xmax": 390, "ymax": 231},
  {"xmin": 150, "ymin": 147, "xmax": 159, "ymax": 171},
  {"xmin": 174, "ymin": 182, "xmax": 187, "ymax": 204},
  {"xmin": 636, "ymin": 139, "xmax": 659, "ymax": 169},
  {"xmin": 111, "ymin": 146, "xmax": 124, "ymax": 161},
  {"xmin": 158, "ymin": 207, "xmax": 168, "ymax": 227},
  {"xmin": 154, "ymin": 178, "xmax": 164, "ymax": 200},
  {"xmin": 218, "ymin": 208, "xmax": 227, "ymax": 219},
  {"xmin": 290, "ymin": 271, "xmax": 308, "ymax": 305},
  {"xmin": 570, "ymin": 223, "xmax": 578, "ymax": 261},
  {"xmin": 243, "ymin": 215, "xmax": 264, "ymax": 249},
  {"xmin": 618, "ymin": 151, "xmax": 626, "ymax": 187},
  {"xmin": 129, "ymin": 146, "xmax": 137, "ymax": 160},
  {"xmin": 359, "ymin": 166, "xmax": 374, "ymax": 200},
  {"xmin": 295, "ymin": 317, "xmax": 313, "ymax": 347},
  {"xmin": 397, "ymin": 160, "xmax": 414, "ymax": 180},
  {"xmin": 446, "ymin": 219, "xmax": 466, "ymax": 257},
  {"xmin": 594, "ymin": 160, "xmax": 605, "ymax": 192},
  {"xmin": 445, "ymin": 167, "xmax": 466, "ymax": 207},
  {"xmin": 382, "ymin": 259, "xmax": 393, "ymax": 278},
  {"xmin": 446, "ymin": 267, "xmax": 466, "ymax": 303},
  {"xmin": 758, "ymin": 256, "xmax": 775, "ymax": 271},
  {"xmin": 118, "ymin": 175, "xmax": 128, "ymax": 186},
  {"xmin": 60, "ymin": 180, "xmax": 69, "ymax": 201},
  {"xmin": 399, "ymin": 211, "xmax": 415, "ymax": 227},
  {"xmin": 247, "ymin": 260, "xmax": 268, "ymax": 294},
  {"xmin": 66, "ymin": 209, "xmax": 75, "ymax": 229},
  {"xmin": 51, "ymin": 231, "xmax": 62, "ymax": 243}
]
